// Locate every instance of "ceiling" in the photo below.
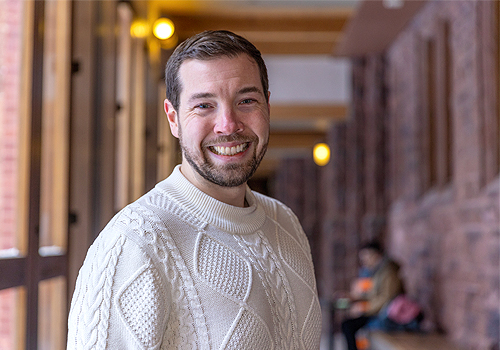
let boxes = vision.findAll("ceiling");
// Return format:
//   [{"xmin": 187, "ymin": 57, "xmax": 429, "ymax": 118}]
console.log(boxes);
[{"xmin": 145, "ymin": 0, "xmax": 360, "ymax": 55}]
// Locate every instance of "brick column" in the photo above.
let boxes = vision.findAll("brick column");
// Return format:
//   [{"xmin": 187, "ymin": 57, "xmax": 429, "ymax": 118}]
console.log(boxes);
[
  {"xmin": 362, "ymin": 55, "xmax": 387, "ymax": 243},
  {"xmin": 0, "ymin": 0, "xmax": 25, "ymax": 349},
  {"xmin": 344, "ymin": 58, "xmax": 366, "ymax": 281},
  {"xmin": 319, "ymin": 123, "xmax": 348, "ymax": 299}
]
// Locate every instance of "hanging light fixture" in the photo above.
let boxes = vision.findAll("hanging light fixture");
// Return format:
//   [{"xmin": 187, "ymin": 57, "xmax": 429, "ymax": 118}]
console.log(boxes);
[
  {"xmin": 130, "ymin": 19, "xmax": 149, "ymax": 38},
  {"xmin": 313, "ymin": 143, "xmax": 330, "ymax": 166},
  {"xmin": 153, "ymin": 17, "xmax": 175, "ymax": 40}
]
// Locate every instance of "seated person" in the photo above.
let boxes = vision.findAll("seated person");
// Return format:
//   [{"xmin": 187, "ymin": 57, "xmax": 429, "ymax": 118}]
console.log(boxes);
[
  {"xmin": 347, "ymin": 271, "xmax": 374, "ymax": 316},
  {"xmin": 341, "ymin": 241, "xmax": 404, "ymax": 350}
]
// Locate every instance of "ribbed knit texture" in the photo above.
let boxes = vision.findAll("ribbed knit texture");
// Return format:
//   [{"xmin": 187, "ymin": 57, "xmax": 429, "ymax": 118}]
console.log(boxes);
[{"xmin": 67, "ymin": 165, "xmax": 322, "ymax": 350}]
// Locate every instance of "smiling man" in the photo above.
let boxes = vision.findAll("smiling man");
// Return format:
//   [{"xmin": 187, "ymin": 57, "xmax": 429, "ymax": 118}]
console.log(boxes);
[
  {"xmin": 68, "ymin": 30, "xmax": 321, "ymax": 350},
  {"xmin": 166, "ymin": 53, "xmax": 270, "ymax": 204}
]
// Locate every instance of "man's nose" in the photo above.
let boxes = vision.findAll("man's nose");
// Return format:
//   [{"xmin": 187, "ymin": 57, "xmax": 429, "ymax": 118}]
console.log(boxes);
[{"xmin": 214, "ymin": 106, "xmax": 244, "ymax": 135}]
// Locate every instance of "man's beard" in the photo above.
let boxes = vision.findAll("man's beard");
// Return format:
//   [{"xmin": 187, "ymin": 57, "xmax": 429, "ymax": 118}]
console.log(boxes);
[{"xmin": 178, "ymin": 128, "xmax": 268, "ymax": 188}]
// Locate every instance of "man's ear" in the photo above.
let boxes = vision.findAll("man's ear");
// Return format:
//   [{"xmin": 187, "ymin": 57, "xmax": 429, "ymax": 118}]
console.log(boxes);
[{"xmin": 164, "ymin": 99, "xmax": 179, "ymax": 138}]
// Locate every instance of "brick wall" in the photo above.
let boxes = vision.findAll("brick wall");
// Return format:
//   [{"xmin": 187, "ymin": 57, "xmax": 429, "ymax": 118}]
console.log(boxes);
[
  {"xmin": 0, "ymin": 0, "xmax": 24, "ymax": 348},
  {"xmin": 0, "ymin": 0, "xmax": 23, "ymax": 252},
  {"xmin": 385, "ymin": 1, "xmax": 499, "ymax": 348}
]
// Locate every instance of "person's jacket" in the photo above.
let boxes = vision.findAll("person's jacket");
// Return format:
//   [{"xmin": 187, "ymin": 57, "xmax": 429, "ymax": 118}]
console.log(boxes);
[{"xmin": 365, "ymin": 258, "xmax": 404, "ymax": 316}]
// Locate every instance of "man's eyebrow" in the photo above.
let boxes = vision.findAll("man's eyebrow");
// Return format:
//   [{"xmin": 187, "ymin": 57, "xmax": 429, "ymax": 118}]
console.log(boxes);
[
  {"xmin": 238, "ymin": 86, "xmax": 264, "ymax": 95},
  {"xmin": 188, "ymin": 92, "xmax": 216, "ymax": 102},
  {"xmin": 187, "ymin": 87, "xmax": 263, "ymax": 103}
]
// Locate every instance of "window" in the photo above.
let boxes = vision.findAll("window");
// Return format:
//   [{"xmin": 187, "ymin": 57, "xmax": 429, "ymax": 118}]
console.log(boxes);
[
  {"xmin": 0, "ymin": 1, "xmax": 71, "ymax": 348},
  {"xmin": 435, "ymin": 21, "xmax": 453, "ymax": 187},
  {"xmin": 479, "ymin": 0, "xmax": 500, "ymax": 184},
  {"xmin": 420, "ymin": 23, "xmax": 454, "ymax": 194},
  {"xmin": 419, "ymin": 35, "xmax": 438, "ymax": 192},
  {"xmin": 426, "ymin": 37, "xmax": 438, "ymax": 189},
  {"xmin": 0, "ymin": 0, "xmax": 31, "ymax": 348}
]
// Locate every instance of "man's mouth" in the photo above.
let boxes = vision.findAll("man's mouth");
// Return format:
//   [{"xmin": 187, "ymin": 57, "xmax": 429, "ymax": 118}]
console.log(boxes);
[{"xmin": 209, "ymin": 142, "xmax": 249, "ymax": 156}]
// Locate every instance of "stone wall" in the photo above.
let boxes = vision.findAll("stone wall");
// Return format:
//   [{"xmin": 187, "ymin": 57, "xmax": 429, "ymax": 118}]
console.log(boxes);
[{"xmin": 385, "ymin": 1, "xmax": 499, "ymax": 348}]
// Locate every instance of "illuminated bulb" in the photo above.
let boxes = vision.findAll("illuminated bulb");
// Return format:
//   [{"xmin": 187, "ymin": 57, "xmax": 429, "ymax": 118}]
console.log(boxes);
[
  {"xmin": 153, "ymin": 18, "xmax": 175, "ymax": 40},
  {"xmin": 130, "ymin": 19, "xmax": 149, "ymax": 38},
  {"xmin": 313, "ymin": 143, "xmax": 330, "ymax": 166}
]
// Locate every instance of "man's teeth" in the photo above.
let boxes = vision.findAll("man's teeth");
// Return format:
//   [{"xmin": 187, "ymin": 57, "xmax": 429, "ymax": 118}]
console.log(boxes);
[{"xmin": 211, "ymin": 143, "xmax": 248, "ymax": 156}]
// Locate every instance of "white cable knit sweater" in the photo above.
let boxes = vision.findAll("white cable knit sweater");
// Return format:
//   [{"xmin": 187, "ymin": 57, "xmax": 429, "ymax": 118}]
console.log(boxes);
[{"xmin": 67, "ymin": 166, "xmax": 322, "ymax": 350}]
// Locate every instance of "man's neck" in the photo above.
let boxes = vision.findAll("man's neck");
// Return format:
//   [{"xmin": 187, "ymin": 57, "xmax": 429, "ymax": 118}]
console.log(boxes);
[{"xmin": 179, "ymin": 165, "xmax": 248, "ymax": 208}]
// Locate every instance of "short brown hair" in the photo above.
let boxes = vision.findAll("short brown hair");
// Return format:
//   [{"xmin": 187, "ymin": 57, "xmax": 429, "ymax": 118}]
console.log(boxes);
[{"xmin": 165, "ymin": 30, "xmax": 269, "ymax": 111}]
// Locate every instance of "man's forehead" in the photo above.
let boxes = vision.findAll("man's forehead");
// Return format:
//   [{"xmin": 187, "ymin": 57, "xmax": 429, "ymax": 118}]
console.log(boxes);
[
  {"xmin": 177, "ymin": 55, "xmax": 263, "ymax": 96},
  {"xmin": 178, "ymin": 54, "xmax": 259, "ymax": 77}
]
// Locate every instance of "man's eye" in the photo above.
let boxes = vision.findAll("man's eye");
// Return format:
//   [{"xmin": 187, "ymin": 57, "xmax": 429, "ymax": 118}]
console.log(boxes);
[
  {"xmin": 240, "ymin": 99, "xmax": 255, "ymax": 105},
  {"xmin": 195, "ymin": 103, "xmax": 211, "ymax": 109}
]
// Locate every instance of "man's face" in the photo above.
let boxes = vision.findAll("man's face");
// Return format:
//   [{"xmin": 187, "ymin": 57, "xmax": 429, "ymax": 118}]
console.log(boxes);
[{"xmin": 165, "ymin": 54, "xmax": 270, "ymax": 188}]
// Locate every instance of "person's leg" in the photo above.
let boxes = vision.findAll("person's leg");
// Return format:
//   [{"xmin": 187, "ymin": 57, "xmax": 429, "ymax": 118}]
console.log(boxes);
[{"xmin": 341, "ymin": 316, "xmax": 370, "ymax": 350}]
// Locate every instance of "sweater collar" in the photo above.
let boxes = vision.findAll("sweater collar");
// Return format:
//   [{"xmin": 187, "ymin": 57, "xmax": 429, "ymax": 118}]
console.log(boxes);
[{"xmin": 155, "ymin": 165, "xmax": 266, "ymax": 235}]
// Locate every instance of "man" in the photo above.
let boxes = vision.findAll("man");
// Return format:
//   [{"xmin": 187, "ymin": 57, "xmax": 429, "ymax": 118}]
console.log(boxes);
[
  {"xmin": 341, "ymin": 241, "xmax": 404, "ymax": 350},
  {"xmin": 67, "ymin": 30, "xmax": 321, "ymax": 350}
]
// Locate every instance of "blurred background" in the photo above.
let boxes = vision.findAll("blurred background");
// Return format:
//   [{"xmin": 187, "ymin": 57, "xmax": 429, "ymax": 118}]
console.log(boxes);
[{"xmin": 0, "ymin": 0, "xmax": 498, "ymax": 349}]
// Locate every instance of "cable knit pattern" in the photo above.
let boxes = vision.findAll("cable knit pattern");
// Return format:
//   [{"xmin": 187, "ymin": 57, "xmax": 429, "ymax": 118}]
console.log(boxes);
[
  {"xmin": 120, "ymin": 204, "xmax": 209, "ymax": 349},
  {"xmin": 117, "ymin": 262, "xmax": 166, "ymax": 348},
  {"xmin": 277, "ymin": 226, "xmax": 315, "ymax": 287},
  {"xmin": 234, "ymin": 232, "xmax": 300, "ymax": 350},
  {"xmin": 67, "ymin": 165, "xmax": 321, "ymax": 350},
  {"xmin": 279, "ymin": 204, "xmax": 313, "ymax": 261},
  {"xmin": 68, "ymin": 231, "xmax": 125, "ymax": 350},
  {"xmin": 302, "ymin": 296, "xmax": 323, "ymax": 349},
  {"xmin": 221, "ymin": 308, "xmax": 273, "ymax": 350},
  {"xmin": 195, "ymin": 233, "xmax": 251, "ymax": 302}
]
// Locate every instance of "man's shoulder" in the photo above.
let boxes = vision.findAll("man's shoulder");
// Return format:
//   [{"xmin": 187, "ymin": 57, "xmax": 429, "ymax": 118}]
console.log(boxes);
[
  {"xmin": 252, "ymin": 190, "xmax": 304, "ymax": 232},
  {"xmin": 97, "ymin": 187, "xmax": 172, "ymax": 238},
  {"xmin": 252, "ymin": 190, "xmax": 313, "ymax": 260},
  {"xmin": 91, "ymin": 191, "xmax": 177, "ymax": 257},
  {"xmin": 252, "ymin": 190, "xmax": 293, "ymax": 216}
]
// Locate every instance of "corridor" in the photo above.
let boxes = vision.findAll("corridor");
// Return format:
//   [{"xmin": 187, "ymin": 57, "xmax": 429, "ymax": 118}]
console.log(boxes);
[{"xmin": 0, "ymin": 0, "xmax": 498, "ymax": 349}]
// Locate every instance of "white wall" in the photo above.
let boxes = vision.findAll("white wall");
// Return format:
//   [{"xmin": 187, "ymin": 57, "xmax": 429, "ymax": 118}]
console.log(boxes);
[{"xmin": 263, "ymin": 54, "xmax": 351, "ymax": 104}]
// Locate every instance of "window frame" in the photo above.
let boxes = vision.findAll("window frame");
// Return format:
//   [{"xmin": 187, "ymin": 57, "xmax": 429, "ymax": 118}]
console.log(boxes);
[{"xmin": 0, "ymin": 1, "xmax": 69, "ymax": 349}]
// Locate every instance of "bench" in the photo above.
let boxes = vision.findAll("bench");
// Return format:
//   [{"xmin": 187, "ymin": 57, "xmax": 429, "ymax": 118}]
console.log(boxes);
[{"xmin": 370, "ymin": 331, "xmax": 462, "ymax": 350}]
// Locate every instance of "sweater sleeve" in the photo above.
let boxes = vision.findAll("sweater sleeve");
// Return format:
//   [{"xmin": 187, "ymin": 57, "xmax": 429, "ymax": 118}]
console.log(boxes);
[{"xmin": 67, "ymin": 226, "xmax": 169, "ymax": 350}]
